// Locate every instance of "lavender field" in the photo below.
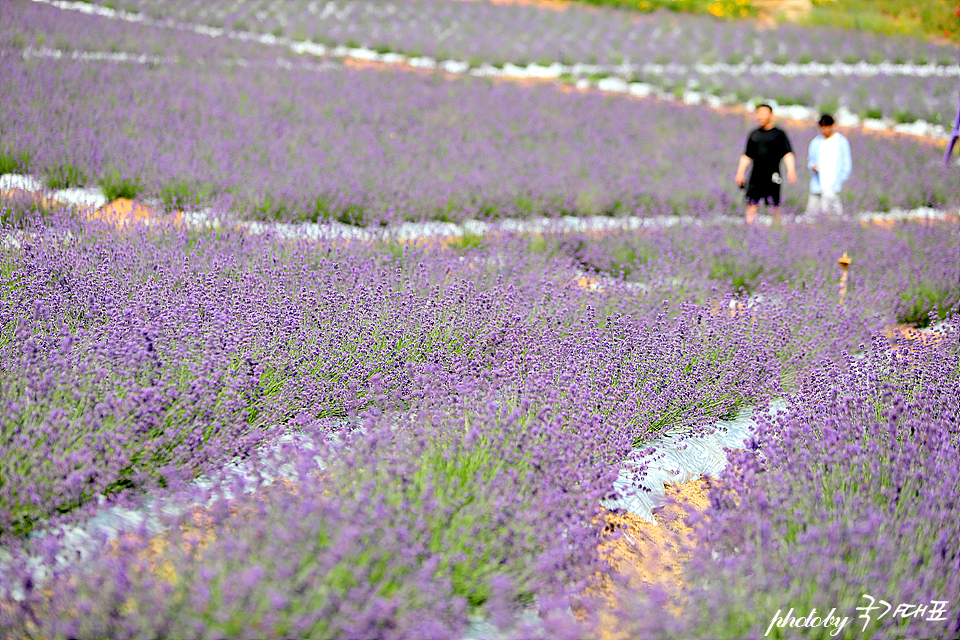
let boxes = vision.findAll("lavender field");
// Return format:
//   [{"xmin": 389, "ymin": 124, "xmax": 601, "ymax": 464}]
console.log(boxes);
[
  {"xmin": 3, "ymin": 2, "xmax": 959, "ymax": 222},
  {"xmin": 1, "ymin": 208, "xmax": 957, "ymax": 639},
  {"xmin": 2, "ymin": 1, "xmax": 960, "ymax": 639},
  {"xmin": 35, "ymin": 0, "xmax": 959, "ymax": 66},
  {"xmin": 13, "ymin": 0, "xmax": 960, "ymax": 125}
]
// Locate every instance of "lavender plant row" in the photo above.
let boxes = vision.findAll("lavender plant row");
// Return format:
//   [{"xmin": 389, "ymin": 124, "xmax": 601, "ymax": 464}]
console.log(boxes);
[
  {"xmin": 18, "ymin": 0, "xmax": 960, "ymax": 129},
  {"xmin": 1, "ymin": 204, "xmax": 957, "ymax": 637},
  {"xmin": 635, "ymin": 66, "xmax": 959, "ymax": 126},
  {"xmin": 7, "ymin": 0, "xmax": 322, "ymax": 63},
  {"xmin": 57, "ymin": 0, "xmax": 959, "ymax": 68},
  {"xmin": 0, "ymin": 208, "xmax": 800, "ymax": 539},
  {"xmin": 618, "ymin": 334, "xmax": 960, "ymax": 640},
  {"xmin": 562, "ymin": 219, "xmax": 960, "ymax": 329},
  {"xmin": 1, "ymin": 206, "xmax": 726, "ymax": 635},
  {"xmin": 3, "ymin": 6, "xmax": 958, "ymax": 222}
]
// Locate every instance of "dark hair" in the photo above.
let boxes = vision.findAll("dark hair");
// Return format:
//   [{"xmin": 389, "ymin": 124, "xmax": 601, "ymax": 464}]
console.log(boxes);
[
  {"xmin": 756, "ymin": 103, "xmax": 773, "ymax": 113},
  {"xmin": 818, "ymin": 114, "xmax": 835, "ymax": 126}
]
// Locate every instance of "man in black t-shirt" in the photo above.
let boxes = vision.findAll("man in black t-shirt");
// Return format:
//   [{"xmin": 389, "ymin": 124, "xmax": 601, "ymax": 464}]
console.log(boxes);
[{"xmin": 735, "ymin": 104, "xmax": 797, "ymax": 224}]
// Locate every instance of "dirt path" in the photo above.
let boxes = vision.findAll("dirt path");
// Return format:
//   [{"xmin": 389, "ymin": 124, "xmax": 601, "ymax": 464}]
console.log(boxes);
[{"xmin": 593, "ymin": 479, "xmax": 712, "ymax": 639}]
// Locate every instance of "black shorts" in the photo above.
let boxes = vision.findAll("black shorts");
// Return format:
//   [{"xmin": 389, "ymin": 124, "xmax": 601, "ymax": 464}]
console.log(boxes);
[{"xmin": 745, "ymin": 182, "xmax": 781, "ymax": 207}]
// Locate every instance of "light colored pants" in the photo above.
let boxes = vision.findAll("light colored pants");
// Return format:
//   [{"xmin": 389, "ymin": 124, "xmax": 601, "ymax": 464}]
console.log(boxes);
[{"xmin": 806, "ymin": 191, "xmax": 843, "ymax": 216}]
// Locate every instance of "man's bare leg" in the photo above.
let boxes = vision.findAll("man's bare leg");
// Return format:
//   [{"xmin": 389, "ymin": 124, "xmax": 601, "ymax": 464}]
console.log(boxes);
[{"xmin": 745, "ymin": 204, "xmax": 759, "ymax": 224}]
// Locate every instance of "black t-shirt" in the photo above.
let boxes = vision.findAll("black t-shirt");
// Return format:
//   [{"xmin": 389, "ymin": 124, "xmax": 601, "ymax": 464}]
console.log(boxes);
[{"xmin": 745, "ymin": 127, "xmax": 792, "ymax": 185}]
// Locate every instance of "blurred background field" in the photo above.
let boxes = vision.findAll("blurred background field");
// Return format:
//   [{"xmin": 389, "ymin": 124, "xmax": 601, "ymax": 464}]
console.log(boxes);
[
  {"xmin": 491, "ymin": 0, "xmax": 960, "ymax": 42},
  {"xmin": 7, "ymin": 0, "xmax": 960, "ymax": 126},
  {"xmin": 3, "ymin": 1, "xmax": 959, "ymax": 223},
  {"xmin": 2, "ymin": 1, "xmax": 959, "ymax": 638}
]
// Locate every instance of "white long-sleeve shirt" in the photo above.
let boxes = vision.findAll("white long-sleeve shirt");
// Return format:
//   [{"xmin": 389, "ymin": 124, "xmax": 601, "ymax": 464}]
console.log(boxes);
[{"xmin": 818, "ymin": 134, "xmax": 841, "ymax": 195}]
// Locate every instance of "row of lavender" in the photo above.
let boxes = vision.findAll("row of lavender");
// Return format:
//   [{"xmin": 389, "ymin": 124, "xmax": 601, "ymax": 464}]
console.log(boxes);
[
  {"xmin": 58, "ymin": 0, "xmax": 958, "ymax": 66},
  {"xmin": 1, "ymin": 208, "xmax": 957, "ymax": 637},
  {"xmin": 641, "ymin": 65, "xmax": 954, "ymax": 128},
  {"xmin": 567, "ymin": 219, "xmax": 960, "ymax": 329},
  {"xmin": 28, "ymin": 0, "xmax": 960, "ymax": 125},
  {"xmin": 618, "ymin": 335, "xmax": 960, "ymax": 639},
  {"xmin": 3, "ymin": 3, "xmax": 957, "ymax": 223}
]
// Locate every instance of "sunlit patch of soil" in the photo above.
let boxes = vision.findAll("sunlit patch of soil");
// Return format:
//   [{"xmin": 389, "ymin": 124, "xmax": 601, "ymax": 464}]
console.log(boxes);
[
  {"xmin": 0, "ymin": 187, "xmax": 65, "ymax": 210},
  {"xmin": 862, "ymin": 211, "xmax": 959, "ymax": 229},
  {"xmin": 89, "ymin": 198, "xmax": 182, "ymax": 227},
  {"xmin": 591, "ymin": 478, "xmax": 711, "ymax": 640}
]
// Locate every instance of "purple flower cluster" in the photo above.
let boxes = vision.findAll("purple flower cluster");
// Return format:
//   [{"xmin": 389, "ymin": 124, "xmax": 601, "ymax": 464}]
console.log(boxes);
[
  {"xmin": 3, "ymin": 2, "xmax": 958, "ymax": 222},
  {"xmin": 1, "ymin": 202, "xmax": 956, "ymax": 636},
  {"xmin": 1, "ymin": 388, "xmax": 615, "ymax": 639},
  {"xmin": 568, "ymin": 219, "xmax": 960, "ymax": 324},
  {"xmin": 617, "ymin": 332, "xmax": 960, "ymax": 640},
  {"xmin": 2, "ymin": 209, "xmax": 800, "ymax": 538}
]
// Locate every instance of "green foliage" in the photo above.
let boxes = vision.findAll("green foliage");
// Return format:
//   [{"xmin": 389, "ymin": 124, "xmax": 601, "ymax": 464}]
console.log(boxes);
[
  {"xmin": 336, "ymin": 426, "xmax": 537, "ymax": 609},
  {"xmin": 0, "ymin": 193, "xmax": 62, "ymax": 226},
  {"xmin": 247, "ymin": 193, "xmax": 295, "ymax": 220},
  {"xmin": 290, "ymin": 26, "xmax": 308, "ymax": 42},
  {"xmin": 99, "ymin": 169, "xmax": 142, "ymax": 201},
  {"xmin": 816, "ymin": 98, "xmax": 840, "ymax": 115},
  {"xmin": 312, "ymin": 193, "xmax": 371, "ymax": 226},
  {"xmin": 160, "ymin": 180, "xmax": 200, "ymax": 211},
  {"xmin": 709, "ymin": 258, "xmax": 765, "ymax": 293},
  {"xmin": 607, "ymin": 243, "xmax": 656, "ymax": 277},
  {"xmin": 0, "ymin": 149, "xmax": 31, "ymax": 176},
  {"xmin": 44, "ymin": 163, "xmax": 88, "ymax": 190},
  {"xmin": 892, "ymin": 109, "xmax": 917, "ymax": 124},
  {"xmin": 805, "ymin": 0, "xmax": 958, "ymax": 42},
  {"xmin": 527, "ymin": 234, "xmax": 551, "ymax": 255},
  {"xmin": 446, "ymin": 232, "xmax": 485, "ymax": 254},
  {"xmin": 896, "ymin": 283, "xmax": 960, "ymax": 327},
  {"xmin": 560, "ymin": 0, "xmax": 956, "ymax": 42},
  {"xmin": 413, "ymin": 444, "xmax": 502, "ymax": 606},
  {"xmin": 563, "ymin": 0, "xmax": 756, "ymax": 19},
  {"xmin": 159, "ymin": 180, "xmax": 222, "ymax": 211}
]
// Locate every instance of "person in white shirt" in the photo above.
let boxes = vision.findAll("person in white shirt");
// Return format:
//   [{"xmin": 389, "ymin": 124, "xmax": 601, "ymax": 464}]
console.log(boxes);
[{"xmin": 807, "ymin": 113, "xmax": 852, "ymax": 216}]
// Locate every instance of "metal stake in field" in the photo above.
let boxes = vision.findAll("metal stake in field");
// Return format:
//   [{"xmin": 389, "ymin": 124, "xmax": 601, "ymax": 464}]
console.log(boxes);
[{"xmin": 837, "ymin": 252, "xmax": 851, "ymax": 305}]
